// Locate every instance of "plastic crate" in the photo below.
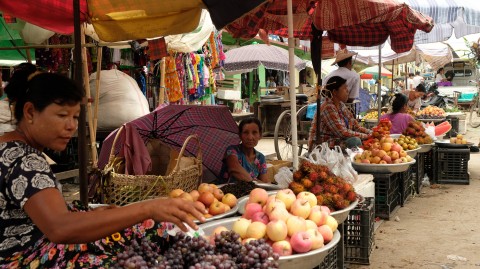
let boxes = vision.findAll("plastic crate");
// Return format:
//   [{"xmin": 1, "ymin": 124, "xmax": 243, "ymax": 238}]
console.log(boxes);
[
  {"xmin": 435, "ymin": 148, "xmax": 470, "ymax": 184},
  {"xmin": 316, "ymin": 244, "xmax": 337, "ymax": 269},
  {"xmin": 412, "ymin": 152, "xmax": 425, "ymax": 194},
  {"xmin": 375, "ymin": 195, "xmax": 399, "ymax": 220},
  {"xmin": 372, "ymin": 173, "xmax": 399, "ymax": 205},
  {"xmin": 423, "ymin": 149, "xmax": 435, "ymax": 181},
  {"xmin": 344, "ymin": 197, "xmax": 375, "ymax": 265},
  {"xmin": 399, "ymin": 168, "xmax": 414, "ymax": 206}
]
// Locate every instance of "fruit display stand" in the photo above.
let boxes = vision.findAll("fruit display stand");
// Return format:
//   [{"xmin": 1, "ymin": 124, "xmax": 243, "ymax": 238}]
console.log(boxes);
[
  {"xmin": 199, "ymin": 216, "xmax": 341, "ymax": 269},
  {"xmin": 434, "ymin": 147, "xmax": 470, "ymax": 185},
  {"xmin": 318, "ymin": 245, "xmax": 338, "ymax": 269},
  {"xmin": 399, "ymin": 168, "xmax": 414, "ymax": 206},
  {"xmin": 343, "ymin": 197, "xmax": 375, "ymax": 265},
  {"xmin": 411, "ymin": 152, "xmax": 425, "ymax": 194},
  {"xmin": 371, "ymin": 172, "xmax": 401, "ymax": 220},
  {"xmin": 351, "ymin": 159, "xmax": 415, "ymax": 174}
]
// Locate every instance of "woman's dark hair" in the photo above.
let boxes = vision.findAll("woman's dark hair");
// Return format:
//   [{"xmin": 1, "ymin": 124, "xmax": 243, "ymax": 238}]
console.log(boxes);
[
  {"xmin": 437, "ymin": 67, "xmax": 444, "ymax": 74},
  {"xmin": 391, "ymin": 93, "xmax": 408, "ymax": 114},
  {"xmin": 325, "ymin": 76, "xmax": 347, "ymax": 92},
  {"xmin": 239, "ymin": 117, "xmax": 262, "ymax": 135},
  {"xmin": 4, "ymin": 63, "xmax": 83, "ymax": 121},
  {"xmin": 415, "ymin": 83, "xmax": 426, "ymax": 93}
]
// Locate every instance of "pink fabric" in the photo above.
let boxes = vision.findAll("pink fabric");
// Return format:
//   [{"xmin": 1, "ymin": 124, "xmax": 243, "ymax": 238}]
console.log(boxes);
[
  {"xmin": 380, "ymin": 113, "xmax": 413, "ymax": 134},
  {"xmin": 120, "ymin": 125, "xmax": 152, "ymax": 175}
]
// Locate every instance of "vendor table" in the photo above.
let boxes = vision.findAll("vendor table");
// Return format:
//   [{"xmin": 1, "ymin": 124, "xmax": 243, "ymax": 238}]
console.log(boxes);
[
  {"xmin": 253, "ymin": 100, "xmax": 304, "ymax": 136},
  {"xmin": 231, "ymin": 112, "xmax": 254, "ymax": 123}
]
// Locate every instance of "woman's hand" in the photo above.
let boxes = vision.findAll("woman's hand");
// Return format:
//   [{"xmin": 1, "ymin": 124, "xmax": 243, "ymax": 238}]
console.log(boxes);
[{"xmin": 146, "ymin": 198, "xmax": 207, "ymax": 232}]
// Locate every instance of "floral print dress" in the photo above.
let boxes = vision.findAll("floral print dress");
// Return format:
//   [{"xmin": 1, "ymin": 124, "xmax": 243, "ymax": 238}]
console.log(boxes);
[
  {"xmin": 0, "ymin": 142, "xmax": 171, "ymax": 268},
  {"xmin": 219, "ymin": 144, "xmax": 267, "ymax": 184}
]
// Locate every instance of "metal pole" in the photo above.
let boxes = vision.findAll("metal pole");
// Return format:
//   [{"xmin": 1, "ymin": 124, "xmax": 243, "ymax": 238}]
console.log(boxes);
[
  {"xmin": 377, "ymin": 46, "xmax": 382, "ymax": 124},
  {"xmin": 287, "ymin": 0, "xmax": 298, "ymax": 169},
  {"xmin": 74, "ymin": 0, "xmax": 88, "ymax": 205}
]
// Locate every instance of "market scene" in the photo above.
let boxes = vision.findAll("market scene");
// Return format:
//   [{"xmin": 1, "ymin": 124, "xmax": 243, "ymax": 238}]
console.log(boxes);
[{"xmin": 1, "ymin": 0, "xmax": 480, "ymax": 268}]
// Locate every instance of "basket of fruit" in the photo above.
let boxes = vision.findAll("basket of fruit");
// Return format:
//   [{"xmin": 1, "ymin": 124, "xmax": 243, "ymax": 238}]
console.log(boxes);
[
  {"xmin": 416, "ymin": 105, "xmax": 446, "ymax": 121},
  {"xmin": 200, "ymin": 217, "xmax": 340, "ymax": 269},
  {"xmin": 391, "ymin": 134, "xmax": 420, "ymax": 158},
  {"xmin": 435, "ymin": 134, "xmax": 474, "ymax": 148}
]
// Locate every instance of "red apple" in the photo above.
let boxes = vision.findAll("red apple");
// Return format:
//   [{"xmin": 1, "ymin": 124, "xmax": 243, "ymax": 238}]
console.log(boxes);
[
  {"xmin": 251, "ymin": 211, "xmax": 270, "ymax": 225},
  {"xmin": 308, "ymin": 206, "xmax": 328, "ymax": 226},
  {"xmin": 320, "ymin": 206, "xmax": 331, "ymax": 215},
  {"xmin": 305, "ymin": 219, "xmax": 318, "ymax": 231},
  {"xmin": 317, "ymin": 225, "xmax": 334, "ymax": 243},
  {"xmin": 276, "ymin": 189, "xmax": 296, "ymax": 210},
  {"xmin": 248, "ymin": 188, "xmax": 269, "ymax": 206},
  {"xmin": 286, "ymin": 216, "xmax": 307, "ymax": 237},
  {"xmin": 290, "ymin": 231, "xmax": 313, "ymax": 253},
  {"xmin": 305, "ymin": 228, "xmax": 324, "ymax": 250},
  {"xmin": 264, "ymin": 199, "xmax": 287, "ymax": 215},
  {"xmin": 212, "ymin": 226, "xmax": 229, "ymax": 237},
  {"xmin": 290, "ymin": 198, "xmax": 312, "ymax": 219},
  {"xmin": 268, "ymin": 206, "xmax": 291, "ymax": 222},
  {"xmin": 243, "ymin": 202, "xmax": 263, "ymax": 220},
  {"xmin": 221, "ymin": 193, "xmax": 237, "ymax": 208},
  {"xmin": 198, "ymin": 183, "xmax": 213, "ymax": 194},
  {"xmin": 325, "ymin": 215, "xmax": 338, "ymax": 232},
  {"xmin": 232, "ymin": 218, "xmax": 251, "ymax": 239},
  {"xmin": 213, "ymin": 188, "xmax": 225, "ymax": 200},
  {"xmin": 169, "ymin": 188, "xmax": 184, "ymax": 198},
  {"xmin": 198, "ymin": 192, "xmax": 215, "ymax": 207},
  {"xmin": 266, "ymin": 220, "xmax": 288, "ymax": 242},
  {"xmin": 246, "ymin": 221, "xmax": 267, "ymax": 239},
  {"xmin": 271, "ymin": 240, "xmax": 293, "ymax": 256},
  {"xmin": 179, "ymin": 192, "xmax": 193, "ymax": 202},
  {"xmin": 189, "ymin": 190, "xmax": 200, "ymax": 201},
  {"xmin": 296, "ymin": 191, "xmax": 317, "ymax": 207},
  {"xmin": 209, "ymin": 201, "xmax": 226, "ymax": 216}
]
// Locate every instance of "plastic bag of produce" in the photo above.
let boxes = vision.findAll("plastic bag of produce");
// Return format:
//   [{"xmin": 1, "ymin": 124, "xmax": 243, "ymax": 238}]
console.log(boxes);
[
  {"xmin": 274, "ymin": 167, "xmax": 293, "ymax": 188},
  {"xmin": 335, "ymin": 146, "xmax": 358, "ymax": 184}
]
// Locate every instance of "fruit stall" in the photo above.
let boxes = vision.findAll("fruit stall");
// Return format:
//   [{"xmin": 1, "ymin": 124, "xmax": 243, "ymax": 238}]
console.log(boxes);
[{"xmin": 106, "ymin": 105, "xmax": 475, "ymax": 268}]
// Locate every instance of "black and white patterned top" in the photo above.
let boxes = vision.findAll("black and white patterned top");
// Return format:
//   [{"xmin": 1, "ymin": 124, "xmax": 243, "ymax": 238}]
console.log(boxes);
[{"xmin": 0, "ymin": 141, "xmax": 58, "ymax": 257}]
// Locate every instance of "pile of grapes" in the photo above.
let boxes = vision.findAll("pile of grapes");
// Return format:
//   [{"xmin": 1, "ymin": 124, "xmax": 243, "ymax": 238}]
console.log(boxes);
[{"xmin": 112, "ymin": 231, "xmax": 279, "ymax": 269}]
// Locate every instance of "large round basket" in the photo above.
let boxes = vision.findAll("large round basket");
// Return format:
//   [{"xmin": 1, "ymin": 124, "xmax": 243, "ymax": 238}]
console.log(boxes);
[
  {"xmin": 351, "ymin": 159, "xmax": 416, "ymax": 173},
  {"xmin": 199, "ymin": 217, "xmax": 341, "ymax": 269},
  {"xmin": 102, "ymin": 127, "xmax": 202, "ymax": 206}
]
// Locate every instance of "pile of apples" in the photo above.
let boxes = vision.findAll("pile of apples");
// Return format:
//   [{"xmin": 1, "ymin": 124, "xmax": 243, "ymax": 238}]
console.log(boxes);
[
  {"xmin": 289, "ymin": 161, "xmax": 356, "ymax": 211},
  {"xmin": 403, "ymin": 120, "xmax": 433, "ymax": 145},
  {"xmin": 169, "ymin": 183, "xmax": 238, "ymax": 218},
  {"xmin": 210, "ymin": 188, "xmax": 337, "ymax": 256},
  {"xmin": 449, "ymin": 134, "xmax": 469, "ymax": 144},
  {"xmin": 416, "ymin": 105, "xmax": 446, "ymax": 119},
  {"xmin": 355, "ymin": 136, "xmax": 414, "ymax": 164}
]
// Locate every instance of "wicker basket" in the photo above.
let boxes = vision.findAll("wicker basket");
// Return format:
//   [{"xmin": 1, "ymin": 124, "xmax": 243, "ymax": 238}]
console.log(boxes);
[{"xmin": 103, "ymin": 127, "xmax": 202, "ymax": 206}]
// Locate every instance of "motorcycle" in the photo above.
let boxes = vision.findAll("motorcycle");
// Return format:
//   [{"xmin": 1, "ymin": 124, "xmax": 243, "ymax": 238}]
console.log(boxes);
[{"xmin": 421, "ymin": 82, "xmax": 451, "ymax": 109}]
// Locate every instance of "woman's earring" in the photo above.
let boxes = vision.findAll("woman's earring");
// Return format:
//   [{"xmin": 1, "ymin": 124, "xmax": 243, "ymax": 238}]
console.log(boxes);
[{"xmin": 28, "ymin": 119, "xmax": 33, "ymax": 124}]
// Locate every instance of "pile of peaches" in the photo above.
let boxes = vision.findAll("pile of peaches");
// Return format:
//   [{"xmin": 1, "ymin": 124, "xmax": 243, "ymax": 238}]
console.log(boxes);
[
  {"xmin": 169, "ymin": 183, "xmax": 238, "ymax": 219},
  {"xmin": 208, "ymin": 188, "xmax": 338, "ymax": 256}
]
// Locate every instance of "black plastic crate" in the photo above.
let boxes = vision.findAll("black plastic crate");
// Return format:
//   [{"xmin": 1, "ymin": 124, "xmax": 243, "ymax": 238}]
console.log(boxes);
[
  {"xmin": 372, "ymin": 172, "xmax": 400, "ymax": 205},
  {"xmin": 316, "ymin": 244, "xmax": 337, "ymax": 269},
  {"xmin": 344, "ymin": 197, "xmax": 375, "ymax": 265},
  {"xmin": 423, "ymin": 149, "xmax": 435, "ymax": 181},
  {"xmin": 435, "ymin": 148, "xmax": 470, "ymax": 184},
  {"xmin": 412, "ymin": 152, "xmax": 425, "ymax": 194},
  {"xmin": 399, "ymin": 168, "xmax": 414, "ymax": 206},
  {"xmin": 375, "ymin": 194, "xmax": 399, "ymax": 220}
]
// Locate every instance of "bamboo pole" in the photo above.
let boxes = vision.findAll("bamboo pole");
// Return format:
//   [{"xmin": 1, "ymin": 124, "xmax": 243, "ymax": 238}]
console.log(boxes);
[
  {"xmin": 93, "ymin": 47, "xmax": 103, "ymax": 159},
  {"xmin": 0, "ymin": 42, "xmax": 134, "ymax": 50},
  {"xmin": 159, "ymin": 57, "xmax": 166, "ymax": 105},
  {"xmin": 80, "ymin": 25, "xmax": 98, "ymax": 167},
  {"xmin": 25, "ymin": 49, "xmax": 32, "ymax": 63}
]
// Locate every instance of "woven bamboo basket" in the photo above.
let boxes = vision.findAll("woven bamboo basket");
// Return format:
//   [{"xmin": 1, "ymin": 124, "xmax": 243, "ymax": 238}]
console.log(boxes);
[{"xmin": 103, "ymin": 126, "xmax": 202, "ymax": 206}]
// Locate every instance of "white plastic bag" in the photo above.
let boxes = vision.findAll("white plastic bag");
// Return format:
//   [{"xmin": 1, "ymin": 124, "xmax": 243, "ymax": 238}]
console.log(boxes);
[
  {"xmin": 334, "ymin": 146, "xmax": 358, "ymax": 184},
  {"xmin": 424, "ymin": 125, "xmax": 436, "ymax": 139},
  {"xmin": 274, "ymin": 167, "xmax": 293, "ymax": 188}
]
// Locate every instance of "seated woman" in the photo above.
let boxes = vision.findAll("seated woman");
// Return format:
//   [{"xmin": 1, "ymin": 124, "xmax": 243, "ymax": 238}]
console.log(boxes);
[
  {"xmin": 407, "ymin": 83, "xmax": 426, "ymax": 113},
  {"xmin": 0, "ymin": 64, "xmax": 206, "ymax": 267},
  {"xmin": 308, "ymin": 76, "xmax": 372, "ymax": 150},
  {"xmin": 380, "ymin": 93, "xmax": 414, "ymax": 134},
  {"xmin": 218, "ymin": 118, "xmax": 268, "ymax": 184}
]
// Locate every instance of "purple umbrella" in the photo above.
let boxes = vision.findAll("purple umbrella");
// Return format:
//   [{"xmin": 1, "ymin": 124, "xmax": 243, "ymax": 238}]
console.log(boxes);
[{"xmin": 98, "ymin": 105, "xmax": 240, "ymax": 179}]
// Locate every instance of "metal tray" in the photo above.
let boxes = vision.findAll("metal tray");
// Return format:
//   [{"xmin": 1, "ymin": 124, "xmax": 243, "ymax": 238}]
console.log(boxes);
[
  {"xmin": 199, "ymin": 217, "xmax": 341, "ymax": 269},
  {"xmin": 417, "ymin": 143, "xmax": 435, "ymax": 153},
  {"xmin": 194, "ymin": 200, "xmax": 240, "ymax": 224},
  {"xmin": 416, "ymin": 117, "xmax": 446, "ymax": 122},
  {"xmin": 351, "ymin": 159, "xmax": 416, "ymax": 173},
  {"xmin": 254, "ymin": 181, "xmax": 284, "ymax": 191},
  {"xmin": 435, "ymin": 140, "xmax": 474, "ymax": 148}
]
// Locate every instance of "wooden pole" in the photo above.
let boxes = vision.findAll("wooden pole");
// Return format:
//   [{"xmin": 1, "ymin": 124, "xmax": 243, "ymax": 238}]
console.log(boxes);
[
  {"xmin": 74, "ymin": 0, "xmax": 88, "ymax": 205},
  {"xmin": 25, "ymin": 49, "xmax": 32, "ymax": 63},
  {"xmin": 159, "ymin": 57, "xmax": 166, "ymax": 105},
  {"xmin": 93, "ymin": 47, "xmax": 103, "ymax": 160},
  {"xmin": 81, "ymin": 25, "xmax": 98, "ymax": 167}
]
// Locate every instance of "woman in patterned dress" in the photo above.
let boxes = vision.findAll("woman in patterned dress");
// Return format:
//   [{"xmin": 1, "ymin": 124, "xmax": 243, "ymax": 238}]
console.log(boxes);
[{"xmin": 0, "ymin": 64, "xmax": 206, "ymax": 268}]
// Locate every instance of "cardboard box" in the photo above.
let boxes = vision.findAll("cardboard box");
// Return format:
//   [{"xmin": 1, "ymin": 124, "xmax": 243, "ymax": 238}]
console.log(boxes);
[{"xmin": 266, "ymin": 160, "xmax": 292, "ymax": 183}]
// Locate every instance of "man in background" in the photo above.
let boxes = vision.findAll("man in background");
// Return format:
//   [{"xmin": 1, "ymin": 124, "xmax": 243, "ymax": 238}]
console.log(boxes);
[
  {"xmin": 412, "ymin": 71, "xmax": 424, "ymax": 88},
  {"xmin": 323, "ymin": 49, "xmax": 360, "ymax": 103}
]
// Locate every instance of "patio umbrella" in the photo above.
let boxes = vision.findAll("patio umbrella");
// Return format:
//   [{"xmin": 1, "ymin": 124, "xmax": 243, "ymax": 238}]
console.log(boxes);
[
  {"xmin": 0, "ymin": 0, "xmax": 269, "ymax": 41},
  {"xmin": 359, "ymin": 66, "xmax": 393, "ymax": 79},
  {"xmin": 98, "ymin": 105, "xmax": 240, "ymax": 179},
  {"xmin": 223, "ymin": 43, "xmax": 306, "ymax": 73}
]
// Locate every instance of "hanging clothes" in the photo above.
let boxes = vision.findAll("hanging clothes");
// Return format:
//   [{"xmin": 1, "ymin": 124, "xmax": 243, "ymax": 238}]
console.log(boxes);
[{"xmin": 164, "ymin": 56, "xmax": 183, "ymax": 103}]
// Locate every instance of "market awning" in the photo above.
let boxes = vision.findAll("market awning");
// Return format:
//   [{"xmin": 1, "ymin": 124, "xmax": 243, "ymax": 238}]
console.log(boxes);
[{"xmin": 0, "ymin": 16, "xmax": 35, "ymax": 62}]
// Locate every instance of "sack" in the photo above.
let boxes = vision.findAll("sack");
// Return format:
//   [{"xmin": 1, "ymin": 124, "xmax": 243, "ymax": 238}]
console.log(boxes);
[{"xmin": 102, "ymin": 127, "xmax": 202, "ymax": 205}]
